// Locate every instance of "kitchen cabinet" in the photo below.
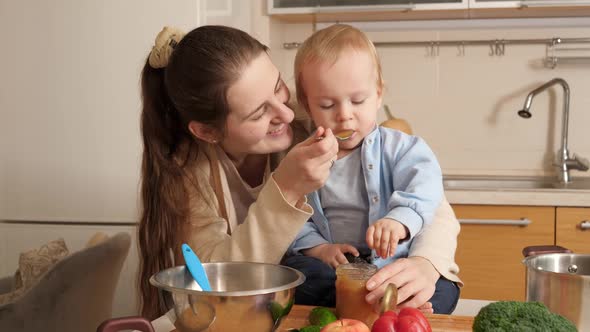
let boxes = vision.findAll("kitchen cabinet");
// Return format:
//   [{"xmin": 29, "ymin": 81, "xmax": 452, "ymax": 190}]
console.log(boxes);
[
  {"xmin": 269, "ymin": 0, "xmax": 468, "ymax": 13},
  {"xmin": 454, "ymin": 204, "xmax": 590, "ymax": 301},
  {"xmin": 453, "ymin": 205, "xmax": 554, "ymax": 301},
  {"xmin": 268, "ymin": 0, "xmax": 590, "ymax": 21},
  {"xmin": 469, "ymin": 0, "xmax": 590, "ymax": 18},
  {"xmin": 268, "ymin": 0, "xmax": 469, "ymax": 22},
  {"xmin": 471, "ymin": 0, "xmax": 590, "ymax": 8},
  {"xmin": 556, "ymin": 207, "xmax": 590, "ymax": 254}
]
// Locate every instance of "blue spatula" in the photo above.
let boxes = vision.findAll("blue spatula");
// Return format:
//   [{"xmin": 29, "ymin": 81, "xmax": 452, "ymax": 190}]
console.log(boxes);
[{"xmin": 181, "ymin": 243, "xmax": 212, "ymax": 291}]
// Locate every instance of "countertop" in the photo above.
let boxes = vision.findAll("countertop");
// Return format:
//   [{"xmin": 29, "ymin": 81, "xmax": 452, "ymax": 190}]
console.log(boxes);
[
  {"xmin": 445, "ymin": 187, "xmax": 590, "ymax": 207},
  {"xmin": 280, "ymin": 305, "xmax": 474, "ymax": 332},
  {"xmin": 145, "ymin": 302, "xmax": 485, "ymax": 332},
  {"xmin": 443, "ymin": 175, "xmax": 590, "ymax": 207}
]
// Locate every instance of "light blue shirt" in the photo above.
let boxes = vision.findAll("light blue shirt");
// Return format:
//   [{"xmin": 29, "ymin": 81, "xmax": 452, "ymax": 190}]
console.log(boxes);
[
  {"xmin": 288, "ymin": 126, "xmax": 443, "ymax": 268},
  {"xmin": 320, "ymin": 147, "xmax": 370, "ymax": 252}
]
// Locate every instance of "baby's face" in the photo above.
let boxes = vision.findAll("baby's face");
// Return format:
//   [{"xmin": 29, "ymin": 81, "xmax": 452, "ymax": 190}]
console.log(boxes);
[{"xmin": 301, "ymin": 48, "xmax": 382, "ymax": 157}]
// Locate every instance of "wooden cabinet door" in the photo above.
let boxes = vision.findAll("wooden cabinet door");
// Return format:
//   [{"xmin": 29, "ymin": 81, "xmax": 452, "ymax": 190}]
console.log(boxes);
[
  {"xmin": 556, "ymin": 207, "xmax": 590, "ymax": 254},
  {"xmin": 453, "ymin": 205, "xmax": 555, "ymax": 301}
]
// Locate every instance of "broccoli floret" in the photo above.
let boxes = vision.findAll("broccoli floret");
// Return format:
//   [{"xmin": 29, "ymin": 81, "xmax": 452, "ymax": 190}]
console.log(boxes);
[{"xmin": 472, "ymin": 301, "xmax": 577, "ymax": 332}]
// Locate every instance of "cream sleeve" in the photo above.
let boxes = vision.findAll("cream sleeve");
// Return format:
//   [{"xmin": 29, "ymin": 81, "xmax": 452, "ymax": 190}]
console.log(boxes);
[
  {"xmin": 183, "ymin": 175, "xmax": 312, "ymax": 264},
  {"xmin": 408, "ymin": 196, "xmax": 463, "ymax": 286}
]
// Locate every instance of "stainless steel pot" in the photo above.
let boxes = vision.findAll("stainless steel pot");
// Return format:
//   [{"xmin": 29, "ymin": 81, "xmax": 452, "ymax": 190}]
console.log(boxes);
[{"xmin": 523, "ymin": 245, "xmax": 590, "ymax": 330}]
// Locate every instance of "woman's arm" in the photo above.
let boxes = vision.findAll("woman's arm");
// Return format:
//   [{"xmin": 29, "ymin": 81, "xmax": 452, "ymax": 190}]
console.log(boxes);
[
  {"xmin": 183, "ymin": 129, "xmax": 338, "ymax": 265},
  {"xmin": 409, "ymin": 197, "xmax": 461, "ymax": 283},
  {"xmin": 184, "ymin": 172, "xmax": 312, "ymax": 265}
]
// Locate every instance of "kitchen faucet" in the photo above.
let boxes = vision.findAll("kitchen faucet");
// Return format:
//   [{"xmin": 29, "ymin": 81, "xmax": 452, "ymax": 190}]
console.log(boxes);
[{"xmin": 517, "ymin": 78, "xmax": 589, "ymax": 183}]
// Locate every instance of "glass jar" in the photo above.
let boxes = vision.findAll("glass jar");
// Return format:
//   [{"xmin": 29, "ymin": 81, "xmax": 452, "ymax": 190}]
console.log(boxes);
[{"xmin": 335, "ymin": 263, "xmax": 379, "ymax": 327}]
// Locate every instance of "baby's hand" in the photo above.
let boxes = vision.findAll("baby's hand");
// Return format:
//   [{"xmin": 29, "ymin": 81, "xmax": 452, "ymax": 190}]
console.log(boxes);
[
  {"xmin": 366, "ymin": 218, "xmax": 408, "ymax": 258},
  {"xmin": 303, "ymin": 243, "xmax": 359, "ymax": 269}
]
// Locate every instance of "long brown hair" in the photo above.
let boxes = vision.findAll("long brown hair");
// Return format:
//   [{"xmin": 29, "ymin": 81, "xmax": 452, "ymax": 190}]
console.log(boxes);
[{"xmin": 138, "ymin": 25, "xmax": 268, "ymax": 319}]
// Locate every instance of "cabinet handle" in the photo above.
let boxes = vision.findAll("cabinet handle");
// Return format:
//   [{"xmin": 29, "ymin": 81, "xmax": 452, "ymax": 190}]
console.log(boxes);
[
  {"xmin": 581, "ymin": 221, "xmax": 590, "ymax": 230},
  {"xmin": 520, "ymin": 0, "xmax": 590, "ymax": 7},
  {"xmin": 318, "ymin": 4, "xmax": 415, "ymax": 13},
  {"xmin": 458, "ymin": 218, "xmax": 531, "ymax": 226}
]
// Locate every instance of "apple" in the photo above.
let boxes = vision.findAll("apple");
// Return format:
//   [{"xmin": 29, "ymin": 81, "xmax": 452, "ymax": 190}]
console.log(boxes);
[{"xmin": 320, "ymin": 319, "xmax": 371, "ymax": 332}]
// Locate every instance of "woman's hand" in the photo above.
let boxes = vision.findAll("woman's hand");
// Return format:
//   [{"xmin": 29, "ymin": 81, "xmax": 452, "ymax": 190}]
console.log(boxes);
[
  {"xmin": 273, "ymin": 126, "xmax": 338, "ymax": 205},
  {"xmin": 365, "ymin": 256, "xmax": 440, "ymax": 311},
  {"xmin": 303, "ymin": 243, "xmax": 359, "ymax": 269}
]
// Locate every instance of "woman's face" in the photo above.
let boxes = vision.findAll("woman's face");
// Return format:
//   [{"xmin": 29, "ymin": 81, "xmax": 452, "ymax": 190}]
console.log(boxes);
[{"xmin": 223, "ymin": 53, "xmax": 294, "ymax": 162}]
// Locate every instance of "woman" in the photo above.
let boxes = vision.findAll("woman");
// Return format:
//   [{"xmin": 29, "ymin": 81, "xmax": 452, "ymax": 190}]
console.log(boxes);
[{"xmin": 138, "ymin": 26, "xmax": 461, "ymax": 320}]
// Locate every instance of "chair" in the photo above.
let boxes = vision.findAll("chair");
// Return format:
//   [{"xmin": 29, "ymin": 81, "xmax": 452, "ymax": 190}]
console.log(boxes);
[{"xmin": 0, "ymin": 232, "xmax": 131, "ymax": 332}]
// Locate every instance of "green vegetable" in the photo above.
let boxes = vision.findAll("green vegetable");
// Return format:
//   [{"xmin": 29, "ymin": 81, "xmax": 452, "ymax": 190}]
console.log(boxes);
[
  {"xmin": 472, "ymin": 301, "xmax": 577, "ymax": 332},
  {"xmin": 299, "ymin": 325, "xmax": 322, "ymax": 332},
  {"xmin": 269, "ymin": 299, "xmax": 294, "ymax": 322},
  {"xmin": 309, "ymin": 307, "xmax": 337, "ymax": 327}
]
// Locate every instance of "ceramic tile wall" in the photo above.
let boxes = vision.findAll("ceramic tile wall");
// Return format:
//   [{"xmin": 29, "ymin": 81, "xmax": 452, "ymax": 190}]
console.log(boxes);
[{"xmin": 270, "ymin": 20, "xmax": 590, "ymax": 177}]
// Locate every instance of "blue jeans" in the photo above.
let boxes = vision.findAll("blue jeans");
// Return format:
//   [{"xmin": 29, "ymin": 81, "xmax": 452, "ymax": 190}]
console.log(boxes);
[{"xmin": 282, "ymin": 255, "xmax": 460, "ymax": 314}]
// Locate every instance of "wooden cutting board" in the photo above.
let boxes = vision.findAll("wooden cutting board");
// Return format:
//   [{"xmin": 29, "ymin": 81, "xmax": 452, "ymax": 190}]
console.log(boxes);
[{"xmin": 278, "ymin": 305, "xmax": 474, "ymax": 332}]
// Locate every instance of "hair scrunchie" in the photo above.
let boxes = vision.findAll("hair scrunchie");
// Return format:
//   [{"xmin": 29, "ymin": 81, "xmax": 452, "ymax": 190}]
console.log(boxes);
[{"xmin": 148, "ymin": 26, "xmax": 186, "ymax": 69}]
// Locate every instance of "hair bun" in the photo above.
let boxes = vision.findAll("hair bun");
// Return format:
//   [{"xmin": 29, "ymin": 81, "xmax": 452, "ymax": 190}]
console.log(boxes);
[{"xmin": 148, "ymin": 26, "xmax": 186, "ymax": 69}]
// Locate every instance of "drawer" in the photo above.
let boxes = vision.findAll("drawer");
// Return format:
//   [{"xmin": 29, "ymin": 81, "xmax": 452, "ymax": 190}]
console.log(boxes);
[
  {"xmin": 453, "ymin": 205, "xmax": 554, "ymax": 301},
  {"xmin": 556, "ymin": 207, "xmax": 590, "ymax": 254}
]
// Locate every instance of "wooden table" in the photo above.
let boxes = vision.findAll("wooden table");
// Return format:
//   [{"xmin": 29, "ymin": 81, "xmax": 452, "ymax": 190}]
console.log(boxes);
[{"xmin": 278, "ymin": 305, "xmax": 474, "ymax": 332}]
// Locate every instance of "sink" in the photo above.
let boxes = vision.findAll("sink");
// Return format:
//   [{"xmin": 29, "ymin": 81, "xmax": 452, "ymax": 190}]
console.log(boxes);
[{"xmin": 443, "ymin": 176, "xmax": 590, "ymax": 191}]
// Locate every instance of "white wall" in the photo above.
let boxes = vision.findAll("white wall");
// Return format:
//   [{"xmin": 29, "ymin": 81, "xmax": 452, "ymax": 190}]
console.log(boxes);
[
  {"xmin": 0, "ymin": 0, "xmax": 199, "ymax": 222},
  {"xmin": 0, "ymin": 0, "xmax": 262, "ymax": 318},
  {"xmin": 0, "ymin": 0, "xmax": 271, "ymax": 223},
  {"xmin": 270, "ymin": 19, "xmax": 590, "ymax": 178},
  {"xmin": 0, "ymin": 0, "xmax": 203, "ymax": 319}
]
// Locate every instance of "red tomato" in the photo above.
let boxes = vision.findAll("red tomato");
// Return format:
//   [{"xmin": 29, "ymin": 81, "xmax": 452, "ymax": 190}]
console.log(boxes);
[{"xmin": 371, "ymin": 315, "xmax": 396, "ymax": 332}]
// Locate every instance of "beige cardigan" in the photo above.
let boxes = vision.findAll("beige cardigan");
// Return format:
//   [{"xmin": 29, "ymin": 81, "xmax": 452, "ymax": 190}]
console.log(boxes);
[
  {"xmin": 181, "ymin": 144, "xmax": 312, "ymax": 265},
  {"xmin": 182, "ymin": 140, "xmax": 462, "ymax": 285}
]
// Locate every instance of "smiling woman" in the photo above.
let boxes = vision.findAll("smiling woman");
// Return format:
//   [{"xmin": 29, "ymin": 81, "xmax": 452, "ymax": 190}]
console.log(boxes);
[{"xmin": 137, "ymin": 25, "xmax": 339, "ymax": 319}]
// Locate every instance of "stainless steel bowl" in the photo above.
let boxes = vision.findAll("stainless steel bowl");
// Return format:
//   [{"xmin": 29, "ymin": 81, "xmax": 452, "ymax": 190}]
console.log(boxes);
[{"xmin": 149, "ymin": 262, "xmax": 305, "ymax": 332}]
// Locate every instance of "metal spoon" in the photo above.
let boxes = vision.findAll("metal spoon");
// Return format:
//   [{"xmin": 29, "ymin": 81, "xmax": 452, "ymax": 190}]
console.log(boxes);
[
  {"xmin": 314, "ymin": 129, "xmax": 354, "ymax": 141},
  {"xmin": 380, "ymin": 283, "xmax": 398, "ymax": 314},
  {"xmin": 334, "ymin": 130, "xmax": 354, "ymax": 141}
]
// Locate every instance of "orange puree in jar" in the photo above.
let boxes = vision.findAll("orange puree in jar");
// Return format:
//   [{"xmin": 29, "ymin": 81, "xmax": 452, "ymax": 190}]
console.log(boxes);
[{"xmin": 335, "ymin": 263, "xmax": 379, "ymax": 327}]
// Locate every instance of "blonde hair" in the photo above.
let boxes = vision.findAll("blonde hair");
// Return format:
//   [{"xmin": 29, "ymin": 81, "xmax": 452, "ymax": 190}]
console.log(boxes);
[{"xmin": 294, "ymin": 24, "xmax": 384, "ymax": 111}]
